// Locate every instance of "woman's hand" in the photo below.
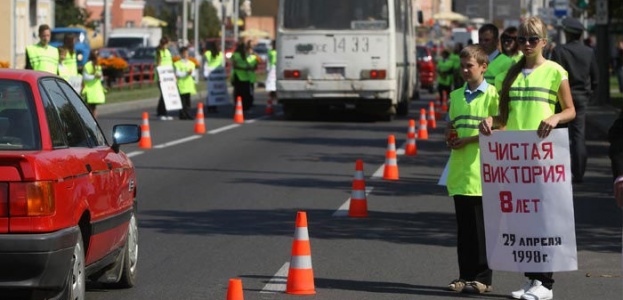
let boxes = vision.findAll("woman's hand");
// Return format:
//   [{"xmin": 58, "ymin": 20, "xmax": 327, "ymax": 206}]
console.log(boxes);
[
  {"xmin": 537, "ymin": 115, "xmax": 561, "ymax": 138},
  {"xmin": 479, "ymin": 116, "xmax": 494, "ymax": 136}
]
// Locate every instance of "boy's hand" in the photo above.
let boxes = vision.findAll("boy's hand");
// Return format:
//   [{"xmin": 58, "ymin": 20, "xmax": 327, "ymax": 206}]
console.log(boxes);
[{"xmin": 479, "ymin": 117, "xmax": 494, "ymax": 136}]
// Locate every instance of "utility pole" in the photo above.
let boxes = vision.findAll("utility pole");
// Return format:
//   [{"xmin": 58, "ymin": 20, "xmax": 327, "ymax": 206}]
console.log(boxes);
[
  {"xmin": 104, "ymin": 0, "xmax": 111, "ymax": 45},
  {"xmin": 234, "ymin": 0, "xmax": 239, "ymax": 43},
  {"xmin": 194, "ymin": 0, "xmax": 199, "ymax": 59},
  {"xmin": 182, "ymin": 0, "xmax": 188, "ymax": 46},
  {"xmin": 595, "ymin": 0, "xmax": 610, "ymax": 105},
  {"xmin": 221, "ymin": 0, "xmax": 227, "ymax": 67}
]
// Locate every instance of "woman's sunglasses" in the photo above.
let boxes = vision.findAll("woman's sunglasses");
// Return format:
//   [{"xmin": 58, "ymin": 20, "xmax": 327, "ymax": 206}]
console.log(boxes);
[{"xmin": 517, "ymin": 36, "xmax": 542, "ymax": 46}]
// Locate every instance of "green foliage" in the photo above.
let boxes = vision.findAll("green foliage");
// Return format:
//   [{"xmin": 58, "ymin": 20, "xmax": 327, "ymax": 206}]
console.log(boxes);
[
  {"xmin": 190, "ymin": 1, "xmax": 222, "ymax": 39},
  {"xmin": 144, "ymin": 5, "xmax": 157, "ymax": 17},
  {"xmin": 55, "ymin": 0, "xmax": 91, "ymax": 27}
]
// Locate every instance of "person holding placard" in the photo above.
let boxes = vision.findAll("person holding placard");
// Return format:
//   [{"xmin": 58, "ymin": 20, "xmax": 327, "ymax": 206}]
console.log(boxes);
[
  {"xmin": 445, "ymin": 45, "xmax": 499, "ymax": 294},
  {"xmin": 155, "ymin": 37, "xmax": 174, "ymax": 120},
  {"xmin": 478, "ymin": 17, "xmax": 575, "ymax": 300}
]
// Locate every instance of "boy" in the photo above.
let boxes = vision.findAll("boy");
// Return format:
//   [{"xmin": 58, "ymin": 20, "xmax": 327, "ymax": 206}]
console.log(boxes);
[
  {"xmin": 174, "ymin": 47, "xmax": 197, "ymax": 120},
  {"xmin": 446, "ymin": 45, "xmax": 499, "ymax": 294}
]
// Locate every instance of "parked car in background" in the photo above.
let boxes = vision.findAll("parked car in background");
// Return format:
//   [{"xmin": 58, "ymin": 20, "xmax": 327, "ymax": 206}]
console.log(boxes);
[
  {"xmin": 0, "ymin": 69, "xmax": 140, "ymax": 299},
  {"xmin": 416, "ymin": 45, "xmax": 436, "ymax": 93},
  {"xmin": 99, "ymin": 47, "xmax": 131, "ymax": 61}
]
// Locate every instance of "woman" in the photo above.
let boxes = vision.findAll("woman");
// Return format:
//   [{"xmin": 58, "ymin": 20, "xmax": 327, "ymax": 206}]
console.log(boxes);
[
  {"xmin": 479, "ymin": 17, "xmax": 575, "ymax": 300},
  {"xmin": 82, "ymin": 50, "xmax": 105, "ymax": 117},
  {"xmin": 204, "ymin": 41, "xmax": 224, "ymax": 113},
  {"xmin": 155, "ymin": 37, "xmax": 173, "ymax": 120}
]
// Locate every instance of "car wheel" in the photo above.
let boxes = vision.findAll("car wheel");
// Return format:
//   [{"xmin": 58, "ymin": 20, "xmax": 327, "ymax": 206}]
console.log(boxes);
[
  {"xmin": 63, "ymin": 234, "xmax": 85, "ymax": 300},
  {"xmin": 116, "ymin": 210, "xmax": 138, "ymax": 288}
]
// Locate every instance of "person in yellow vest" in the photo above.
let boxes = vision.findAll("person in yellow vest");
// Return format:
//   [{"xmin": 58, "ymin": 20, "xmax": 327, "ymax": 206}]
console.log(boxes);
[
  {"xmin": 479, "ymin": 17, "xmax": 575, "ymax": 300},
  {"xmin": 231, "ymin": 41, "xmax": 252, "ymax": 111},
  {"xmin": 204, "ymin": 41, "xmax": 224, "ymax": 113},
  {"xmin": 265, "ymin": 40, "xmax": 277, "ymax": 105},
  {"xmin": 61, "ymin": 34, "xmax": 79, "ymax": 76},
  {"xmin": 155, "ymin": 37, "xmax": 174, "ymax": 120},
  {"xmin": 450, "ymin": 43, "xmax": 464, "ymax": 90},
  {"xmin": 25, "ymin": 24, "xmax": 59, "ymax": 74},
  {"xmin": 445, "ymin": 44, "xmax": 498, "ymax": 295},
  {"xmin": 436, "ymin": 49, "xmax": 454, "ymax": 103},
  {"xmin": 478, "ymin": 23, "xmax": 514, "ymax": 85},
  {"xmin": 57, "ymin": 48, "xmax": 72, "ymax": 81},
  {"xmin": 174, "ymin": 47, "xmax": 196, "ymax": 120},
  {"xmin": 246, "ymin": 40, "xmax": 260, "ymax": 110},
  {"xmin": 81, "ymin": 50, "xmax": 106, "ymax": 117}
]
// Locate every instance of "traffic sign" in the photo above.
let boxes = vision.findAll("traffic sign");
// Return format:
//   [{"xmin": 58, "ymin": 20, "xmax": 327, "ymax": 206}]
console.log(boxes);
[
  {"xmin": 595, "ymin": 0, "xmax": 608, "ymax": 25},
  {"xmin": 553, "ymin": 0, "xmax": 568, "ymax": 17}
]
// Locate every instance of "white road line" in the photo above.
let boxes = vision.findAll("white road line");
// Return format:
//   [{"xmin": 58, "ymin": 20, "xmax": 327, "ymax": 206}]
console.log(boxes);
[
  {"xmin": 260, "ymin": 262, "xmax": 289, "ymax": 294},
  {"xmin": 371, "ymin": 165, "xmax": 385, "ymax": 179},
  {"xmin": 333, "ymin": 187, "xmax": 375, "ymax": 217},
  {"xmin": 126, "ymin": 151, "xmax": 144, "ymax": 158},
  {"xmin": 208, "ymin": 124, "xmax": 240, "ymax": 134},
  {"xmin": 153, "ymin": 135, "xmax": 202, "ymax": 149}
]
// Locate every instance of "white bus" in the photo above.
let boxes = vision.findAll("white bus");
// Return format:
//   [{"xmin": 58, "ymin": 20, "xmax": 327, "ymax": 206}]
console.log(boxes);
[{"xmin": 276, "ymin": 0, "xmax": 419, "ymax": 120}]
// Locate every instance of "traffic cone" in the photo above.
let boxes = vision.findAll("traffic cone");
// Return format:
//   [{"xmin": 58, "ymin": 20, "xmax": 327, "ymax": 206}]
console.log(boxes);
[
  {"xmin": 286, "ymin": 211, "xmax": 316, "ymax": 295},
  {"xmin": 427, "ymin": 101, "xmax": 437, "ymax": 129},
  {"xmin": 405, "ymin": 119, "xmax": 417, "ymax": 156},
  {"xmin": 383, "ymin": 135, "xmax": 399, "ymax": 180},
  {"xmin": 194, "ymin": 102, "xmax": 206, "ymax": 134},
  {"xmin": 138, "ymin": 112, "xmax": 152, "ymax": 149},
  {"xmin": 348, "ymin": 159, "xmax": 368, "ymax": 217},
  {"xmin": 233, "ymin": 96, "xmax": 245, "ymax": 124},
  {"xmin": 226, "ymin": 278, "xmax": 244, "ymax": 300},
  {"xmin": 418, "ymin": 108, "xmax": 429, "ymax": 140},
  {"xmin": 265, "ymin": 98, "xmax": 274, "ymax": 115}
]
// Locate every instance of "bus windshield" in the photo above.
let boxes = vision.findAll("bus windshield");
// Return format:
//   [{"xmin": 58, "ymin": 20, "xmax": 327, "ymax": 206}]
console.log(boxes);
[{"xmin": 283, "ymin": 0, "xmax": 389, "ymax": 30}]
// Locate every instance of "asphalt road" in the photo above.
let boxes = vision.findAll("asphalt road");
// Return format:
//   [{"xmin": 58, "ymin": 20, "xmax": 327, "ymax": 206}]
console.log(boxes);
[{"xmin": 89, "ymin": 91, "xmax": 622, "ymax": 299}]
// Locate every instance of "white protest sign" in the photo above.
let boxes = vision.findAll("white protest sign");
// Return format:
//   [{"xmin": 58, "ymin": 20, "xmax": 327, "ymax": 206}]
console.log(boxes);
[
  {"xmin": 205, "ymin": 66, "xmax": 230, "ymax": 106},
  {"xmin": 479, "ymin": 129, "xmax": 577, "ymax": 272},
  {"xmin": 157, "ymin": 66, "xmax": 183, "ymax": 111}
]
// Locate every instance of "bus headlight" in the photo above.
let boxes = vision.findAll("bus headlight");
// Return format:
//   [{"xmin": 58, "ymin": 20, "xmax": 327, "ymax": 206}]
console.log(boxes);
[{"xmin": 361, "ymin": 69, "xmax": 387, "ymax": 80}]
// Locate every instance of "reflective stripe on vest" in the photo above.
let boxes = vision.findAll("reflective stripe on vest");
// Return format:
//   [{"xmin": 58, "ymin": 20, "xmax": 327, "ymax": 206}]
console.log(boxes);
[
  {"xmin": 506, "ymin": 60, "xmax": 566, "ymax": 130},
  {"xmin": 447, "ymin": 84, "xmax": 499, "ymax": 196},
  {"xmin": 27, "ymin": 44, "xmax": 59, "ymax": 73},
  {"xmin": 484, "ymin": 53, "xmax": 513, "ymax": 84}
]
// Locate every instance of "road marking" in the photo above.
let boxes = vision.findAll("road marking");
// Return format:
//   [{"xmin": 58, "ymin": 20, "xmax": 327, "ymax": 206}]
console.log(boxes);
[
  {"xmin": 333, "ymin": 187, "xmax": 374, "ymax": 217},
  {"xmin": 153, "ymin": 135, "xmax": 202, "ymax": 149},
  {"xmin": 260, "ymin": 262, "xmax": 289, "ymax": 293},
  {"xmin": 208, "ymin": 124, "xmax": 240, "ymax": 134},
  {"xmin": 126, "ymin": 151, "xmax": 144, "ymax": 158}
]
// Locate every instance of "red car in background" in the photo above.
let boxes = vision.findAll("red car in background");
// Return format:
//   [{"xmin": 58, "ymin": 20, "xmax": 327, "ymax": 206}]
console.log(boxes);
[
  {"xmin": 416, "ymin": 45, "xmax": 436, "ymax": 93},
  {"xmin": 0, "ymin": 70, "xmax": 140, "ymax": 299}
]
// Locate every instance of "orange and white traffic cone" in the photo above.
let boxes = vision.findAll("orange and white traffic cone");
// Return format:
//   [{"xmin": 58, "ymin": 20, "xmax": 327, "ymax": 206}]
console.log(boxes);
[
  {"xmin": 286, "ymin": 211, "xmax": 316, "ymax": 295},
  {"xmin": 226, "ymin": 278, "xmax": 244, "ymax": 300},
  {"xmin": 427, "ymin": 101, "xmax": 437, "ymax": 129},
  {"xmin": 265, "ymin": 98, "xmax": 274, "ymax": 115},
  {"xmin": 405, "ymin": 119, "xmax": 417, "ymax": 156},
  {"xmin": 234, "ymin": 96, "xmax": 245, "ymax": 124},
  {"xmin": 418, "ymin": 108, "xmax": 429, "ymax": 140},
  {"xmin": 194, "ymin": 102, "xmax": 206, "ymax": 134},
  {"xmin": 349, "ymin": 159, "xmax": 368, "ymax": 218},
  {"xmin": 138, "ymin": 112, "xmax": 152, "ymax": 149},
  {"xmin": 383, "ymin": 135, "xmax": 399, "ymax": 180}
]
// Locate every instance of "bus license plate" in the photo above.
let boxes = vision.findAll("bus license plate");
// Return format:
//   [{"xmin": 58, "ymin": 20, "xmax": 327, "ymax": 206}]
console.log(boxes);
[{"xmin": 325, "ymin": 67, "xmax": 345, "ymax": 79}]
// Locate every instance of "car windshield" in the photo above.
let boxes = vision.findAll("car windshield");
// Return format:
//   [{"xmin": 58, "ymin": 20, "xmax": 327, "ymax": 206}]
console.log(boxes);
[
  {"xmin": 133, "ymin": 48, "xmax": 156, "ymax": 59},
  {"xmin": 283, "ymin": 0, "xmax": 389, "ymax": 30},
  {"xmin": 0, "ymin": 80, "xmax": 38, "ymax": 150},
  {"xmin": 108, "ymin": 37, "xmax": 144, "ymax": 50}
]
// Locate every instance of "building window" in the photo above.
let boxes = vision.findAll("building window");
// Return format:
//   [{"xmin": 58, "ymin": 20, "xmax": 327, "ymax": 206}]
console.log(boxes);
[{"xmin": 125, "ymin": 21, "xmax": 135, "ymax": 27}]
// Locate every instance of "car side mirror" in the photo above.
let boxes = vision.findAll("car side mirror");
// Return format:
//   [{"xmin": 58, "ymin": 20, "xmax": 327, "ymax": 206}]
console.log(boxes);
[{"xmin": 112, "ymin": 124, "xmax": 140, "ymax": 153}]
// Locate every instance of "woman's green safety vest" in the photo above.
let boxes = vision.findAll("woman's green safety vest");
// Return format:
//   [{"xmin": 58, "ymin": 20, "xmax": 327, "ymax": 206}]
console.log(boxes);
[
  {"xmin": 246, "ymin": 54, "xmax": 258, "ymax": 83},
  {"xmin": 231, "ymin": 52, "xmax": 250, "ymax": 82},
  {"xmin": 204, "ymin": 51, "xmax": 224, "ymax": 68},
  {"xmin": 154, "ymin": 48, "xmax": 173, "ymax": 82},
  {"xmin": 26, "ymin": 44, "xmax": 59, "ymax": 74},
  {"xmin": 437, "ymin": 58, "xmax": 454, "ymax": 86},
  {"xmin": 82, "ymin": 61, "xmax": 105, "ymax": 104},
  {"xmin": 447, "ymin": 84, "xmax": 499, "ymax": 196},
  {"xmin": 62, "ymin": 52, "xmax": 79, "ymax": 76},
  {"xmin": 505, "ymin": 60, "xmax": 566, "ymax": 130},
  {"xmin": 268, "ymin": 49, "xmax": 277, "ymax": 67}
]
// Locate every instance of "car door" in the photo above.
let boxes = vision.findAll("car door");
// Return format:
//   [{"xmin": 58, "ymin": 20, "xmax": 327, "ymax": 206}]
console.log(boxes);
[{"xmin": 39, "ymin": 78, "xmax": 127, "ymax": 264}]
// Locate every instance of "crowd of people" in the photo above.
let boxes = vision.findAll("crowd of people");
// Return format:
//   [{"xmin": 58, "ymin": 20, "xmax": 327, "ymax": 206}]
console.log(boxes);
[{"xmin": 24, "ymin": 24, "xmax": 277, "ymax": 120}]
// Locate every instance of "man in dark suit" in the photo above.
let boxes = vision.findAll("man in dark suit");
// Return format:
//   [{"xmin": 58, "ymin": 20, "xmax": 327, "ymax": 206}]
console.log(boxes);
[
  {"xmin": 609, "ymin": 111, "xmax": 623, "ymax": 207},
  {"xmin": 551, "ymin": 17, "xmax": 599, "ymax": 184}
]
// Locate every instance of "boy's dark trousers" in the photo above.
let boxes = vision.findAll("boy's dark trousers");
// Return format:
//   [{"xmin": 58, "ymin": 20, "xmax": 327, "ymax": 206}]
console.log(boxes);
[
  {"xmin": 179, "ymin": 93, "xmax": 192, "ymax": 120},
  {"xmin": 453, "ymin": 195, "xmax": 492, "ymax": 285}
]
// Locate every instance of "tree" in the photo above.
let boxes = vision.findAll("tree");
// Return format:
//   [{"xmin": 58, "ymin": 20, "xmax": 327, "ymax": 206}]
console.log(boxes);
[
  {"xmin": 190, "ymin": 1, "xmax": 222, "ymax": 40},
  {"xmin": 55, "ymin": 0, "xmax": 91, "ymax": 28},
  {"xmin": 144, "ymin": 4, "xmax": 157, "ymax": 17}
]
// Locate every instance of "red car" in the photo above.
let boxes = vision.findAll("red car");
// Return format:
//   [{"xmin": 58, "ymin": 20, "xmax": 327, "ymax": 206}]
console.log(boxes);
[
  {"xmin": 416, "ymin": 45, "xmax": 436, "ymax": 93},
  {"xmin": 0, "ymin": 70, "xmax": 140, "ymax": 299}
]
